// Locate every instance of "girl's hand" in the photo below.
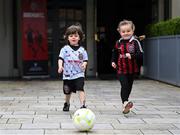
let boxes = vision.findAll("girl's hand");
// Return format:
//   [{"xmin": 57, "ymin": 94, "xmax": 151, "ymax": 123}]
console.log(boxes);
[
  {"xmin": 58, "ymin": 66, "xmax": 64, "ymax": 73},
  {"xmin": 111, "ymin": 62, "xmax": 117, "ymax": 69},
  {"xmin": 126, "ymin": 53, "xmax": 131, "ymax": 59}
]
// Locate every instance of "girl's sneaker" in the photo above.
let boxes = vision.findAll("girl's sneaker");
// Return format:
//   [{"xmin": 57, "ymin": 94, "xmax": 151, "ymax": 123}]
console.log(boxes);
[{"xmin": 122, "ymin": 101, "xmax": 133, "ymax": 114}]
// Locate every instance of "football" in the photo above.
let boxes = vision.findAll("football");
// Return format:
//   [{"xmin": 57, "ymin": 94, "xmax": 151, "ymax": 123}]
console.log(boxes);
[{"xmin": 72, "ymin": 108, "xmax": 95, "ymax": 131}]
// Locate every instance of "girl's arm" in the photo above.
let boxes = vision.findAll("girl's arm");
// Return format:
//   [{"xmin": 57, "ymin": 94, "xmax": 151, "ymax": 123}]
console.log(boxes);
[
  {"xmin": 111, "ymin": 43, "xmax": 118, "ymax": 69},
  {"xmin": 134, "ymin": 41, "xmax": 143, "ymax": 66}
]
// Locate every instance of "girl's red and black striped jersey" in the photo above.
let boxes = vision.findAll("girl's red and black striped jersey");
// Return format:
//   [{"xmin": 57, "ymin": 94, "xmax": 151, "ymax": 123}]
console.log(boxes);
[{"xmin": 111, "ymin": 36, "xmax": 143, "ymax": 75}]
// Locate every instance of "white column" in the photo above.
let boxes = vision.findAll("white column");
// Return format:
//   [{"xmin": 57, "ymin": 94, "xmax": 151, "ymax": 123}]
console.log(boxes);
[{"xmin": 86, "ymin": 0, "xmax": 96, "ymax": 77}]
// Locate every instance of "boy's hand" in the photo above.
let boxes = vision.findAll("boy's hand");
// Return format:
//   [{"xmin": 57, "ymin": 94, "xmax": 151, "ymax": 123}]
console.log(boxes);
[
  {"xmin": 58, "ymin": 66, "xmax": 64, "ymax": 73},
  {"xmin": 81, "ymin": 62, "xmax": 87, "ymax": 70},
  {"xmin": 111, "ymin": 62, "xmax": 117, "ymax": 69}
]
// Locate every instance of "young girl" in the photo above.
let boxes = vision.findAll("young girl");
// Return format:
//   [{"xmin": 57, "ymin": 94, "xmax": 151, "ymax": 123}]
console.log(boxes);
[
  {"xmin": 58, "ymin": 24, "xmax": 88, "ymax": 111},
  {"xmin": 111, "ymin": 20, "xmax": 143, "ymax": 114}
]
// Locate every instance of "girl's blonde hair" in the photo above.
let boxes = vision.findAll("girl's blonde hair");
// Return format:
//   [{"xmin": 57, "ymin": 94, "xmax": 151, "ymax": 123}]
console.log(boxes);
[{"xmin": 117, "ymin": 20, "xmax": 135, "ymax": 32}]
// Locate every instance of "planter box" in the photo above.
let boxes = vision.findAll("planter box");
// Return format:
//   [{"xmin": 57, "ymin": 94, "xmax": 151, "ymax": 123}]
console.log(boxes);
[{"xmin": 143, "ymin": 35, "xmax": 180, "ymax": 87}]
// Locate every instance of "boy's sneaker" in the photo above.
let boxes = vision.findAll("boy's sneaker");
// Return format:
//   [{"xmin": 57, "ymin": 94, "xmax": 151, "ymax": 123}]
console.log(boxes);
[
  {"xmin": 122, "ymin": 101, "xmax": 133, "ymax": 114},
  {"xmin": 63, "ymin": 102, "xmax": 70, "ymax": 111},
  {"xmin": 80, "ymin": 105, "xmax": 87, "ymax": 109}
]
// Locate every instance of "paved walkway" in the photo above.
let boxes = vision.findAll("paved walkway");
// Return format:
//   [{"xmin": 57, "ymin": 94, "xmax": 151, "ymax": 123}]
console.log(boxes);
[{"xmin": 0, "ymin": 79, "xmax": 180, "ymax": 135}]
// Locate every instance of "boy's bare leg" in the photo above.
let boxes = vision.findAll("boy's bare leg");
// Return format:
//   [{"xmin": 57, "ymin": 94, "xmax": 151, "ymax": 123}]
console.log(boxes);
[
  {"xmin": 79, "ymin": 91, "xmax": 86, "ymax": 107},
  {"xmin": 63, "ymin": 94, "xmax": 71, "ymax": 111},
  {"xmin": 65, "ymin": 94, "xmax": 71, "ymax": 104}
]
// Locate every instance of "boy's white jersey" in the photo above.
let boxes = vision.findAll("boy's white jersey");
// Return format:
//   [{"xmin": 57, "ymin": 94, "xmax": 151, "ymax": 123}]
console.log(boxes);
[{"xmin": 59, "ymin": 45, "xmax": 88, "ymax": 80}]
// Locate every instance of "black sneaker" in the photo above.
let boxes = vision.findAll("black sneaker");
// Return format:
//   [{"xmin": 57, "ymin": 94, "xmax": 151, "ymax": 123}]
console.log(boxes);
[
  {"xmin": 80, "ymin": 105, "xmax": 87, "ymax": 109},
  {"xmin": 63, "ymin": 102, "xmax": 70, "ymax": 111}
]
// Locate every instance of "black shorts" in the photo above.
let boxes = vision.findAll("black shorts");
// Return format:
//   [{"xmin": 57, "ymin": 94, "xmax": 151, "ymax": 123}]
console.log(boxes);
[{"xmin": 63, "ymin": 77, "xmax": 84, "ymax": 94}]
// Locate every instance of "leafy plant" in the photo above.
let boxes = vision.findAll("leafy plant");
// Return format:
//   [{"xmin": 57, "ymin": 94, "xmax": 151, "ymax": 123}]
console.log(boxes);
[{"xmin": 145, "ymin": 17, "xmax": 180, "ymax": 37}]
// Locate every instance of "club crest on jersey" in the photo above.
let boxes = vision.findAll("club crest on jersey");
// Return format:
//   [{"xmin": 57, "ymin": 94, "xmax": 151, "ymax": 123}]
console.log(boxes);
[
  {"xmin": 78, "ymin": 53, "xmax": 83, "ymax": 60},
  {"xmin": 128, "ymin": 43, "xmax": 135, "ymax": 53}
]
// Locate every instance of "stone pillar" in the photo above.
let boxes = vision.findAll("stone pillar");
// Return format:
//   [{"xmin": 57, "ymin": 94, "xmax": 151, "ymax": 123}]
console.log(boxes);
[
  {"xmin": 86, "ymin": 0, "xmax": 97, "ymax": 77},
  {"xmin": 158, "ymin": 0, "xmax": 164, "ymax": 21},
  {"xmin": 171, "ymin": 0, "xmax": 180, "ymax": 18},
  {"xmin": 0, "ymin": 0, "xmax": 14, "ymax": 77}
]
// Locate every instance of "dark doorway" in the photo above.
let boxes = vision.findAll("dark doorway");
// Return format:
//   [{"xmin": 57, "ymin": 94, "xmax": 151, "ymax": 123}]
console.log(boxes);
[
  {"xmin": 47, "ymin": 0, "xmax": 86, "ymax": 78},
  {"xmin": 96, "ymin": 0, "xmax": 152, "ymax": 78}
]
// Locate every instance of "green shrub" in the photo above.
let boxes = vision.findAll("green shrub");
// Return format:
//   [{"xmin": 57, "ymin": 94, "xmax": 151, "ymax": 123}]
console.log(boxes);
[{"xmin": 145, "ymin": 17, "xmax": 180, "ymax": 37}]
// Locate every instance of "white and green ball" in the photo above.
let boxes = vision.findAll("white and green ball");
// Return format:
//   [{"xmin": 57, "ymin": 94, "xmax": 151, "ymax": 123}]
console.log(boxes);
[{"xmin": 73, "ymin": 108, "xmax": 95, "ymax": 131}]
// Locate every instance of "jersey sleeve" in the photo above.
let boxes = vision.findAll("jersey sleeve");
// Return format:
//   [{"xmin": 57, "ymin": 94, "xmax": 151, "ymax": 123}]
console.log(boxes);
[
  {"xmin": 134, "ymin": 40, "xmax": 143, "ymax": 66},
  {"xmin": 111, "ymin": 41, "xmax": 119, "ymax": 63},
  {"xmin": 83, "ymin": 49, "xmax": 88, "ymax": 61},
  {"xmin": 59, "ymin": 47, "xmax": 65, "ymax": 60},
  {"xmin": 134, "ymin": 39, "xmax": 143, "ymax": 53}
]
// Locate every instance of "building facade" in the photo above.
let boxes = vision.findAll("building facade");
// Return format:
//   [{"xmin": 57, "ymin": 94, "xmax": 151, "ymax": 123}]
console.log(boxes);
[{"xmin": 0, "ymin": 0, "xmax": 179, "ymax": 79}]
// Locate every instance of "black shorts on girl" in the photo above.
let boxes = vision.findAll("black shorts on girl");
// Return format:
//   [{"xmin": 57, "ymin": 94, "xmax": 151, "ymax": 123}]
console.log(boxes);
[{"xmin": 63, "ymin": 77, "xmax": 84, "ymax": 94}]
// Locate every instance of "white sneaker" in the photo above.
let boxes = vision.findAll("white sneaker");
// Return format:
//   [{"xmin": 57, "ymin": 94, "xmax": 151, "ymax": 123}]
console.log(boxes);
[{"xmin": 122, "ymin": 101, "xmax": 133, "ymax": 114}]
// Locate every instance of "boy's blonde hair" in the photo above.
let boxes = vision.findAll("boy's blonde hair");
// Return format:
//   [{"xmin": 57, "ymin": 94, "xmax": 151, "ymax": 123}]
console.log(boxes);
[{"xmin": 117, "ymin": 20, "xmax": 135, "ymax": 32}]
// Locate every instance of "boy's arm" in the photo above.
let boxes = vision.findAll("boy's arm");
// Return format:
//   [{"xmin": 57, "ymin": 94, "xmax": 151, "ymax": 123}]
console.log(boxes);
[
  {"xmin": 58, "ymin": 58, "xmax": 63, "ymax": 73},
  {"xmin": 81, "ymin": 49, "xmax": 88, "ymax": 70},
  {"xmin": 58, "ymin": 47, "xmax": 65, "ymax": 74},
  {"xmin": 81, "ymin": 61, "xmax": 88, "ymax": 70}
]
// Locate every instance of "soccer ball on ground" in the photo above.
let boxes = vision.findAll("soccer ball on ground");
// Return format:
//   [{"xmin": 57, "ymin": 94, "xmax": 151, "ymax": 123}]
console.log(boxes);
[{"xmin": 72, "ymin": 108, "xmax": 95, "ymax": 131}]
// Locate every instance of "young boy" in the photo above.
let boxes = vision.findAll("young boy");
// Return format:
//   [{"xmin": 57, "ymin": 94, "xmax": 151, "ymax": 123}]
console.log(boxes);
[
  {"xmin": 58, "ymin": 24, "xmax": 88, "ymax": 111},
  {"xmin": 111, "ymin": 20, "xmax": 143, "ymax": 114}
]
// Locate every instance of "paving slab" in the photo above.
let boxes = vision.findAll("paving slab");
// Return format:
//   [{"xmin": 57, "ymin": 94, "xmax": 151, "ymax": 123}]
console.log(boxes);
[{"xmin": 0, "ymin": 79, "xmax": 180, "ymax": 134}]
